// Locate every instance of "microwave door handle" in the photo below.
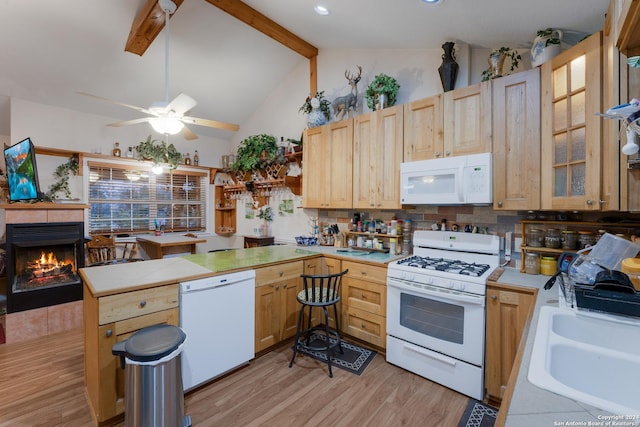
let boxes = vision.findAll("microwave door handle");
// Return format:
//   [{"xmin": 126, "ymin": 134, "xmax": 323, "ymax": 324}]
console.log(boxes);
[{"xmin": 456, "ymin": 163, "xmax": 465, "ymax": 202}]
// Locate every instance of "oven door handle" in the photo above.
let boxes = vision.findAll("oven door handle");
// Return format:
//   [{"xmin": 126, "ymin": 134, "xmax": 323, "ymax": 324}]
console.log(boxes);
[
  {"xmin": 405, "ymin": 342, "xmax": 457, "ymax": 367},
  {"xmin": 387, "ymin": 279, "xmax": 485, "ymax": 306}
]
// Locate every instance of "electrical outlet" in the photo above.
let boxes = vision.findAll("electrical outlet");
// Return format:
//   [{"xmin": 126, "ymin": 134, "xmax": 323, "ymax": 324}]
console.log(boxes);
[{"xmin": 514, "ymin": 237, "xmax": 523, "ymax": 253}]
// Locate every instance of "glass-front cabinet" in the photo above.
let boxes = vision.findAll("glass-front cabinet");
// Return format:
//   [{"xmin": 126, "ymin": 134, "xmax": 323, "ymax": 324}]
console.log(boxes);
[{"xmin": 540, "ymin": 31, "xmax": 604, "ymax": 210}]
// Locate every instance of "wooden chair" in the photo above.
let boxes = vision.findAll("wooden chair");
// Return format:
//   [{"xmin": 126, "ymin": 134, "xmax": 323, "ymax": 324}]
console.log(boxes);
[{"xmin": 85, "ymin": 235, "xmax": 116, "ymax": 266}]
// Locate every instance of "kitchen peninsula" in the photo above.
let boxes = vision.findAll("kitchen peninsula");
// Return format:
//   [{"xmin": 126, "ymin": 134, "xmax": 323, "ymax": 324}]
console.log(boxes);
[{"xmin": 80, "ymin": 244, "xmax": 401, "ymax": 425}]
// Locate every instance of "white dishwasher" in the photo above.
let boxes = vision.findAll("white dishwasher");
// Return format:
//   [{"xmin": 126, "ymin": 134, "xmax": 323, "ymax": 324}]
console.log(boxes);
[{"xmin": 179, "ymin": 269, "xmax": 256, "ymax": 391}]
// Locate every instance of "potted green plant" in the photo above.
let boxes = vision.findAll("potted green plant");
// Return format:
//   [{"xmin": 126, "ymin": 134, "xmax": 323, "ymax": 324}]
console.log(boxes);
[
  {"xmin": 299, "ymin": 91, "xmax": 332, "ymax": 123},
  {"xmin": 230, "ymin": 134, "xmax": 284, "ymax": 174},
  {"xmin": 257, "ymin": 206, "xmax": 274, "ymax": 237},
  {"xmin": 135, "ymin": 135, "xmax": 183, "ymax": 169},
  {"xmin": 481, "ymin": 47, "xmax": 522, "ymax": 81},
  {"xmin": 43, "ymin": 156, "xmax": 79, "ymax": 201},
  {"xmin": 365, "ymin": 73, "xmax": 400, "ymax": 111}
]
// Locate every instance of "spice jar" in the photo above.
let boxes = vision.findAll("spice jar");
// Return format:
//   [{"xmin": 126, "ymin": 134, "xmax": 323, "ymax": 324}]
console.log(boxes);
[
  {"xmin": 578, "ymin": 231, "xmax": 596, "ymax": 249},
  {"xmin": 561, "ymin": 230, "xmax": 578, "ymax": 250},
  {"xmin": 525, "ymin": 252, "xmax": 541, "ymax": 275},
  {"xmin": 544, "ymin": 229, "xmax": 562, "ymax": 249},
  {"xmin": 527, "ymin": 229, "xmax": 544, "ymax": 247},
  {"xmin": 540, "ymin": 256, "xmax": 558, "ymax": 276}
]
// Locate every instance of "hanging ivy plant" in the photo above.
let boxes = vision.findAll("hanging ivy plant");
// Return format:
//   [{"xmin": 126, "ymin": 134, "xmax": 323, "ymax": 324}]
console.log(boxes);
[{"xmin": 44, "ymin": 156, "xmax": 79, "ymax": 201}]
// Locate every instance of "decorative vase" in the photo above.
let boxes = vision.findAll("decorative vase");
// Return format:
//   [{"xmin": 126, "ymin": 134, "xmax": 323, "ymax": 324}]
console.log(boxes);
[
  {"xmin": 260, "ymin": 221, "xmax": 271, "ymax": 237},
  {"xmin": 438, "ymin": 41, "xmax": 459, "ymax": 92},
  {"xmin": 488, "ymin": 51, "xmax": 507, "ymax": 78},
  {"xmin": 376, "ymin": 93, "xmax": 387, "ymax": 111},
  {"xmin": 307, "ymin": 106, "xmax": 327, "ymax": 128},
  {"xmin": 531, "ymin": 29, "xmax": 563, "ymax": 67}
]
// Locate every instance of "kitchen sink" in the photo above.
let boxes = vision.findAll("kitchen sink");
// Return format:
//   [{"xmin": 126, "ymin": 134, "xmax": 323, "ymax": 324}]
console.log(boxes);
[{"xmin": 528, "ymin": 306, "xmax": 640, "ymax": 415}]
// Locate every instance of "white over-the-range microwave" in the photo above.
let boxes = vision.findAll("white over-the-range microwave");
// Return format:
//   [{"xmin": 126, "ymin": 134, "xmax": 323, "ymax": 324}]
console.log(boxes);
[{"xmin": 400, "ymin": 152, "xmax": 493, "ymax": 205}]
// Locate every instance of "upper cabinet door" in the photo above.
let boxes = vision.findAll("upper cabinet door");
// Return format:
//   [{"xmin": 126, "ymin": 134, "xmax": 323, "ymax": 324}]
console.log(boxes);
[
  {"xmin": 443, "ymin": 82, "xmax": 492, "ymax": 157},
  {"xmin": 493, "ymin": 68, "xmax": 541, "ymax": 210},
  {"xmin": 353, "ymin": 105, "xmax": 403, "ymax": 210},
  {"xmin": 302, "ymin": 126, "xmax": 326, "ymax": 208},
  {"xmin": 403, "ymin": 94, "xmax": 444, "ymax": 161},
  {"xmin": 325, "ymin": 119, "xmax": 354, "ymax": 209},
  {"xmin": 540, "ymin": 32, "xmax": 603, "ymax": 211}
]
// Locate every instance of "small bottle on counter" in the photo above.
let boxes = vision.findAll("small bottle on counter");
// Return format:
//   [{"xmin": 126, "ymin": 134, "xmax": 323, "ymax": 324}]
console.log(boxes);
[
  {"xmin": 126, "ymin": 147, "xmax": 134, "ymax": 158},
  {"xmin": 184, "ymin": 153, "xmax": 192, "ymax": 165},
  {"xmin": 112, "ymin": 142, "xmax": 121, "ymax": 157}
]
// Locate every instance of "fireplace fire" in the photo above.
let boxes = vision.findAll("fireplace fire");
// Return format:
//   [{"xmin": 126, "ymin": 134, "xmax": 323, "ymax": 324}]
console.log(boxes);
[{"xmin": 6, "ymin": 222, "xmax": 84, "ymax": 313}]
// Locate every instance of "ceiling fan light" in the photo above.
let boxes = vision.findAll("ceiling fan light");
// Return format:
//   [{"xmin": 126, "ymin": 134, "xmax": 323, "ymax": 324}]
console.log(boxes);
[
  {"xmin": 150, "ymin": 117, "xmax": 184, "ymax": 135},
  {"xmin": 421, "ymin": 0, "xmax": 442, "ymax": 4},
  {"xmin": 314, "ymin": 5, "xmax": 329, "ymax": 15},
  {"xmin": 152, "ymin": 164, "xmax": 164, "ymax": 175}
]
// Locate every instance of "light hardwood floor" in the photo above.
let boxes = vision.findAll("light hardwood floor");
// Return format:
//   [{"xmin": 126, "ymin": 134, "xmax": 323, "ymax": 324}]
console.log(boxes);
[{"xmin": 0, "ymin": 329, "xmax": 469, "ymax": 426}]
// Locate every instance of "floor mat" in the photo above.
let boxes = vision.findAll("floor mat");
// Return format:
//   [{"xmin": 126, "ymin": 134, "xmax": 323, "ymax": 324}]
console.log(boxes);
[
  {"xmin": 294, "ymin": 333, "xmax": 376, "ymax": 375},
  {"xmin": 457, "ymin": 399, "xmax": 498, "ymax": 427}
]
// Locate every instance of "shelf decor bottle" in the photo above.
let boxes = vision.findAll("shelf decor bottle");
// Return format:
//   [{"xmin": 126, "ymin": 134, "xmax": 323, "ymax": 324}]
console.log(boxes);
[
  {"xmin": 184, "ymin": 153, "xmax": 191, "ymax": 165},
  {"xmin": 112, "ymin": 142, "xmax": 121, "ymax": 157},
  {"xmin": 193, "ymin": 150, "xmax": 199, "ymax": 166}
]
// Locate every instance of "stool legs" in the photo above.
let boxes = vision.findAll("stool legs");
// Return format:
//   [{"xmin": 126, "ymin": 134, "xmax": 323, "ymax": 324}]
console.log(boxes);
[{"xmin": 289, "ymin": 303, "xmax": 342, "ymax": 377}]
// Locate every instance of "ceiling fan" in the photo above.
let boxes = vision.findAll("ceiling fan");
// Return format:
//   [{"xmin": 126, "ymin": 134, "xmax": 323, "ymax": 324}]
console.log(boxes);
[{"xmin": 79, "ymin": 0, "xmax": 239, "ymax": 140}]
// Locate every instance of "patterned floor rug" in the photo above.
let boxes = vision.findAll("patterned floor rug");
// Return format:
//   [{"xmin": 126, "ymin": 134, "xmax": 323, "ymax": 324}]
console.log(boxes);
[
  {"xmin": 457, "ymin": 399, "xmax": 498, "ymax": 427},
  {"xmin": 295, "ymin": 333, "xmax": 376, "ymax": 375}
]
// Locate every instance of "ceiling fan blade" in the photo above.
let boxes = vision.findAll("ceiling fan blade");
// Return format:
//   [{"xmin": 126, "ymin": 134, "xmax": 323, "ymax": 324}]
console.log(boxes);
[
  {"xmin": 167, "ymin": 93, "xmax": 197, "ymax": 115},
  {"xmin": 181, "ymin": 125, "xmax": 198, "ymax": 141},
  {"xmin": 107, "ymin": 118, "xmax": 152, "ymax": 127},
  {"xmin": 181, "ymin": 116, "xmax": 240, "ymax": 132},
  {"xmin": 77, "ymin": 91, "xmax": 155, "ymax": 115}
]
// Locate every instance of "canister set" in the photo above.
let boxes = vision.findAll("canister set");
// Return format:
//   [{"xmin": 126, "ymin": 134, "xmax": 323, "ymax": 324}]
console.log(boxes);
[
  {"xmin": 526, "ymin": 228, "xmax": 597, "ymax": 251},
  {"xmin": 525, "ymin": 228, "xmax": 601, "ymax": 276}
]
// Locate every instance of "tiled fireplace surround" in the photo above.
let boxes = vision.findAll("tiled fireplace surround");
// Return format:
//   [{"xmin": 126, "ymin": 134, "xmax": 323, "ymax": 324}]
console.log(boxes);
[{"xmin": 2, "ymin": 204, "xmax": 87, "ymax": 344}]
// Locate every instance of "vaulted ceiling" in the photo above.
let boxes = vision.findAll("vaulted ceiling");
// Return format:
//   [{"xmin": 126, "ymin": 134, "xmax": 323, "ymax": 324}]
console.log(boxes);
[{"xmin": 0, "ymin": 0, "xmax": 609, "ymax": 140}]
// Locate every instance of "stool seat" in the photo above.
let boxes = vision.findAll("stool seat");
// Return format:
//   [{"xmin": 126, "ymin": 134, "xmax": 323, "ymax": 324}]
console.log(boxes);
[{"xmin": 289, "ymin": 269, "xmax": 348, "ymax": 377}]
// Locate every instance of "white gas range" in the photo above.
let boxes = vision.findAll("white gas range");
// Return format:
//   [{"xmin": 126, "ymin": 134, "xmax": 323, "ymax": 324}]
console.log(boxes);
[{"xmin": 386, "ymin": 230, "xmax": 500, "ymax": 400}]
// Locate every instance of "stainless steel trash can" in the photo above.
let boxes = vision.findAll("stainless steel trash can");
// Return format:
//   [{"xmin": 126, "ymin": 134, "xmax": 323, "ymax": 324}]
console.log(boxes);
[{"xmin": 112, "ymin": 324, "xmax": 191, "ymax": 427}]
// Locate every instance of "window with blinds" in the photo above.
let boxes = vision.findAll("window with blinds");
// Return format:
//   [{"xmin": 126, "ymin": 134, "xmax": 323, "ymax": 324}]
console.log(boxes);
[{"xmin": 88, "ymin": 162, "xmax": 207, "ymax": 234}]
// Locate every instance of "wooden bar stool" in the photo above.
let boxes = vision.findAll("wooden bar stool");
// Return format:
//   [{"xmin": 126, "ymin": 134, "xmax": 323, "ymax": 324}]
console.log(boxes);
[{"xmin": 289, "ymin": 269, "xmax": 348, "ymax": 377}]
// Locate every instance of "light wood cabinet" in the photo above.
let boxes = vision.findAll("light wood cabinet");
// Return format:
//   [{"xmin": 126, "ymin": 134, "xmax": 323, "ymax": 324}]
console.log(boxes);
[
  {"xmin": 353, "ymin": 105, "xmax": 404, "ymax": 209},
  {"xmin": 541, "ymin": 32, "xmax": 608, "ymax": 211},
  {"xmin": 84, "ymin": 283, "xmax": 179, "ymax": 424},
  {"xmin": 302, "ymin": 119, "xmax": 353, "ymax": 208},
  {"xmin": 254, "ymin": 261, "xmax": 304, "ymax": 353},
  {"xmin": 443, "ymin": 82, "xmax": 492, "ymax": 157},
  {"xmin": 615, "ymin": 0, "xmax": 640, "ymax": 57},
  {"xmin": 403, "ymin": 94, "xmax": 444, "ymax": 161},
  {"xmin": 213, "ymin": 185, "xmax": 236, "ymax": 235},
  {"xmin": 341, "ymin": 261, "xmax": 387, "ymax": 348},
  {"xmin": 492, "ymin": 68, "xmax": 542, "ymax": 210},
  {"xmin": 485, "ymin": 282, "xmax": 536, "ymax": 404}
]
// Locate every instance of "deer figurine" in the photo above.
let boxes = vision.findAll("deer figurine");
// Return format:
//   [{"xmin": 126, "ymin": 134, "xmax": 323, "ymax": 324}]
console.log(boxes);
[{"xmin": 332, "ymin": 65, "xmax": 362, "ymax": 121}]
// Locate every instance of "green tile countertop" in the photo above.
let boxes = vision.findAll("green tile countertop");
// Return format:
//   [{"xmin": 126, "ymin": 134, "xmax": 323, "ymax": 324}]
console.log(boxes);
[{"xmin": 183, "ymin": 245, "xmax": 319, "ymax": 271}]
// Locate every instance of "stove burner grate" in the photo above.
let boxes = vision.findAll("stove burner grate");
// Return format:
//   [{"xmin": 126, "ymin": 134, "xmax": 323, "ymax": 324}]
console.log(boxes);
[{"xmin": 396, "ymin": 255, "xmax": 490, "ymax": 277}]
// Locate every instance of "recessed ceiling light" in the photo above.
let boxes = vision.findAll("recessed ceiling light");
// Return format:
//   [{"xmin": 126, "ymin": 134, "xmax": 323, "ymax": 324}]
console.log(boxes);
[
  {"xmin": 421, "ymin": 0, "xmax": 442, "ymax": 4},
  {"xmin": 314, "ymin": 5, "xmax": 329, "ymax": 15}
]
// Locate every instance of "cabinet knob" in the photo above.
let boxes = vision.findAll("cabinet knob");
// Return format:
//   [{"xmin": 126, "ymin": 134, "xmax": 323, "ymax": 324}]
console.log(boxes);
[
  {"xmin": 360, "ymin": 271, "xmax": 367, "ymax": 276},
  {"xmin": 491, "ymin": 295, "xmax": 497, "ymax": 300},
  {"xmin": 361, "ymin": 293, "xmax": 366, "ymax": 299},
  {"xmin": 106, "ymin": 329, "xmax": 113, "ymax": 337},
  {"xmin": 361, "ymin": 323, "xmax": 366, "ymax": 329},
  {"xmin": 445, "ymin": 151, "xmax": 451, "ymax": 156},
  {"xmin": 599, "ymin": 200, "xmax": 606, "ymax": 205},
  {"xmin": 435, "ymin": 152, "xmax": 442, "ymax": 158},
  {"xmin": 370, "ymin": 203, "xmax": 374, "ymax": 207},
  {"xmin": 279, "ymin": 271, "xmax": 284, "ymax": 276},
  {"xmin": 283, "ymin": 284, "xmax": 287, "ymax": 289},
  {"xmin": 497, "ymin": 201, "xmax": 503, "ymax": 207},
  {"xmin": 586, "ymin": 199, "xmax": 593, "ymax": 205},
  {"xmin": 139, "ymin": 300, "xmax": 147, "ymax": 308},
  {"xmin": 275, "ymin": 285, "xmax": 280, "ymax": 290}
]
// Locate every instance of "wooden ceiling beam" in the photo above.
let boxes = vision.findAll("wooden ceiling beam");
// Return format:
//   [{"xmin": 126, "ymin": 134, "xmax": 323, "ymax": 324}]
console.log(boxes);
[
  {"xmin": 204, "ymin": 0, "xmax": 318, "ymax": 59},
  {"xmin": 124, "ymin": 0, "xmax": 185, "ymax": 56}
]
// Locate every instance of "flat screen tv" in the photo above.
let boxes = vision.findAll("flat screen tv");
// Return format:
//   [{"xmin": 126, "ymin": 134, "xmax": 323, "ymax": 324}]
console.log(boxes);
[{"xmin": 4, "ymin": 137, "xmax": 41, "ymax": 202}]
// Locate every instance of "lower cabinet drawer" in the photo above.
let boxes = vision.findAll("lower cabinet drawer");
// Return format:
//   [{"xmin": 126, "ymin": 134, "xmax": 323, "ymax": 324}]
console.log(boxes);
[
  {"xmin": 343, "ymin": 306, "xmax": 386, "ymax": 348},
  {"xmin": 99, "ymin": 284, "xmax": 179, "ymax": 325}
]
